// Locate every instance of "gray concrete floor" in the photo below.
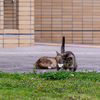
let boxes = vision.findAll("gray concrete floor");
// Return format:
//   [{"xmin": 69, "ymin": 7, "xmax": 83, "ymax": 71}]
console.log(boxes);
[{"xmin": 0, "ymin": 42, "xmax": 100, "ymax": 73}]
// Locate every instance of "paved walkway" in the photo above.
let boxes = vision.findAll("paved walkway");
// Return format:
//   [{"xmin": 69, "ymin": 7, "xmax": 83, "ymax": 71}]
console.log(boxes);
[{"xmin": 0, "ymin": 42, "xmax": 100, "ymax": 73}]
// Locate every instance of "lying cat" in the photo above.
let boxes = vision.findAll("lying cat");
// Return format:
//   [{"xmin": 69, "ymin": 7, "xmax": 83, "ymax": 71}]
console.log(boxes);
[
  {"xmin": 56, "ymin": 36, "xmax": 78, "ymax": 72},
  {"xmin": 35, "ymin": 52, "xmax": 62, "ymax": 69}
]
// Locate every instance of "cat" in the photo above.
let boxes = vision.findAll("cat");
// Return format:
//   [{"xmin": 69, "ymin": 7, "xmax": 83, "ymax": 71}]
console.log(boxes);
[
  {"xmin": 35, "ymin": 38, "xmax": 65, "ymax": 69},
  {"xmin": 56, "ymin": 36, "xmax": 78, "ymax": 72},
  {"xmin": 35, "ymin": 37, "xmax": 65, "ymax": 69},
  {"xmin": 56, "ymin": 51, "xmax": 78, "ymax": 72},
  {"xmin": 35, "ymin": 53, "xmax": 62, "ymax": 69},
  {"xmin": 35, "ymin": 36, "xmax": 77, "ymax": 71}
]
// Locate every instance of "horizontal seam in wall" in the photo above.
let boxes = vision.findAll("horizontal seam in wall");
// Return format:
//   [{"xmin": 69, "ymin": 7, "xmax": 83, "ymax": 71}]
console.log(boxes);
[
  {"xmin": 35, "ymin": 30, "xmax": 100, "ymax": 31},
  {"xmin": 0, "ymin": 34, "xmax": 34, "ymax": 35}
]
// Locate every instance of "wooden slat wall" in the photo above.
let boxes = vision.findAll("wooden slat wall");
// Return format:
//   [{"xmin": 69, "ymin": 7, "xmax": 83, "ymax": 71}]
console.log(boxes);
[
  {"xmin": 0, "ymin": 0, "xmax": 34, "ymax": 47},
  {"xmin": 34, "ymin": 0, "xmax": 100, "ymax": 44}
]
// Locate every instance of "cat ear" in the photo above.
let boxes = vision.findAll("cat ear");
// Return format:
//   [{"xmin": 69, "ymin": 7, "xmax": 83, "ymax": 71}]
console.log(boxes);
[{"xmin": 56, "ymin": 51, "xmax": 63, "ymax": 56}]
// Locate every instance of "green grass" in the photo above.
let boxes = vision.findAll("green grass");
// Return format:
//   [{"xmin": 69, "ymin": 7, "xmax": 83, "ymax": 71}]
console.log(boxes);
[{"xmin": 0, "ymin": 70, "xmax": 100, "ymax": 100}]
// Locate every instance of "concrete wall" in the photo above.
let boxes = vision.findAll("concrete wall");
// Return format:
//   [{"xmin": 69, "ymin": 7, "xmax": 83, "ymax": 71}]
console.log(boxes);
[
  {"xmin": 34, "ymin": 0, "xmax": 100, "ymax": 44},
  {"xmin": 0, "ymin": 0, "xmax": 34, "ymax": 47}
]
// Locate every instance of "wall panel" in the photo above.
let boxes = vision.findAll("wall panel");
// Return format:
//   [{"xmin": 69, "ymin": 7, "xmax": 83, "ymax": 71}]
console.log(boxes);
[
  {"xmin": 0, "ymin": 0, "xmax": 34, "ymax": 47},
  {"xmin": 34, "ymin": 0, "xmax": 100, "ymax": 45}
]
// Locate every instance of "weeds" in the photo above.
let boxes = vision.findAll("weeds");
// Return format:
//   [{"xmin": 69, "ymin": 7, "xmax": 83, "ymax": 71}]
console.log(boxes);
[{"xmin": 0, "ymin": 70, "xmax": 100, "ymax": 99}]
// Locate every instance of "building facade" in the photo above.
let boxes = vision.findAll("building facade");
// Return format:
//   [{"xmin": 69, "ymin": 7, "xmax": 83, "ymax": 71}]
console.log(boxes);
[
  {"xmin": 0, "ymin": 0, "xmax": 100, "ymax": 48},
  {"xmin": 34, "ymin": 0, "xmax": 100, "ymax": 44},
  {"xmin": 0, "ymin": 0, "xmax": 34, "ymax": 47}
]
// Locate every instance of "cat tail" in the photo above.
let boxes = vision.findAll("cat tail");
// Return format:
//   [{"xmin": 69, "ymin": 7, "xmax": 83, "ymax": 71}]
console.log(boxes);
[{"xmin": 61, "ymin": 36, "xmax": 65, "ymax": 54}]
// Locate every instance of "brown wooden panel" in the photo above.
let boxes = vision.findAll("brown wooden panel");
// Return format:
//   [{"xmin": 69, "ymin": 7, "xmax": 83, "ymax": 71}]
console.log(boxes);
[
  {"xmin": 93, "ymin": 35, "xmax": 100, "ymax": 38},
  {"xmin": 52, "ymin": 38, "xmax": 62, "ymax": 42},
  {"xmin": 52, "ymin": 0, "xmax": 62, "ymax": 2},
  {"xmin": 93, "ymin": 28, "xmax": 100, "ymax": 30},
  {"xmin": 73, "ymin": 35, "xmax": 82, "ymax": 38},
  {"xmin": 42, "ymin": 0, "xmax": 51, "ymax": 2},
  {"xmin": 35, "ymin": 37, "xmax": 42, "ymax": 41},
  {"xmin": 93, "ymin": 25, "xmax": 100, "ymax": 28},
  {"xmin": 4, "ymin": 40, "xmax": 18, "ymax": 44},
  {"xmin": 83, "ymin": 28, "xmax": 92, "ymax": 30},
  {"xmin": 83, "ymin": 41, "xmax": 93, "ymax": 44},
  {"xmin": 4, "ymin": 44, "xmax": 18, "ymax": 47},
  {"xmin": 73, "ymin": 41, "xmax": 82, "ymax": 44},
  {"xmin": 52, "ymin": 28, "xmax": 62, "ymax": 30},
  {"xmin": 19, "ymin": 40, "xmax": 30, "ymax": 44},
  {"xmin": 63, "ymin": 31, "xmax": 72, "ymax": 35},
  {"xmin": 73, "ymin": 38, "xmax": 82, "ymax": 41},
  {"xmin": 63, "ymin": 28, "xmax": 72, "ymax": 30},
  {"xmin": 34, "ymin": 0, "xmax": 100, "ymax": 45},
  {"xmin": 73, "ymin": 16, "xmax": 82, "ymax": 19},
  {"xmin": 19, "ymin": 0, "xmax": 30, "ymax": 2},
  {"xmin": 83, "ymin": 31, "xmax": 92, "ymax": 35},
  {"xmin": 42, "ymin": 35, "xmax": 51, "ymax": 38},
  {"xmin": 42, "ymin": 28, "xmax": 51, "ymax": 30},
  {"xmin": 42, "ymin": 38, "xmax": 51, "ymax": 42},
  {"xmin": 42, "ymin": 31, "xmax": 51, "ymax": 34},
  {"xmin": 83, "ymin": 16, "xmax": 92, "ymax": 19},
  {"xmin": 52, "ymin": 6, "xmax": 62, "ymax": 9},
  {"xmin": 83, "ymin": 25, "xmax": 92, "ymax": 28},
  {"xmin": 73, "ymin": 28, "xmax": 82, "ymax": 30},
  {"xmin": 52, "ymin": 35, "xmax": 62, "ymax": 38},
  {"xmin": 52, "ymin": 3, "xmax": 62, "ymax": 6},
  {"xmin": 93, "ymin": 13, "xmax": 100, "ymax": 16},
  {"xmin": 63, "ymin": 0, "xmax": 72, "ymax": 2},
  {"xmin": 63, "ymin": 22, "xmax": 72, "ymax": 25},
  {"xmin": 19, "ymin": 3, "xmax": 30, "ymax": 6},
  {"xmin": 4, "ymin": 35, "xmax": 18, "ymax": 39},
  {"xmin": 83, "ymin": 22, "xmax": 92, "ymax": 25},
  {"xmin": 63, "ymin": 3, "xmax": 72, "ymax": 6},
  {"xmin": 73, "ymin": 25, "xmax": 82, "ymax": 28},
  {"xmin": 19, "ymin": 44, "xmax": 30, "ymax": 47},
  {"xmin": 43, "ymin": 25, "xmax": 52, "ymax": 28},
  {"xmin": 34, "ymin": 0, "xmax": 41, "ymax": 3},
  {"xmin": 73, "ymin": 13, "xmax": 82, "ymax": 16},
  {"xmin": 83, "ymin": 11, "xmax": 93, "ymax": 15}
]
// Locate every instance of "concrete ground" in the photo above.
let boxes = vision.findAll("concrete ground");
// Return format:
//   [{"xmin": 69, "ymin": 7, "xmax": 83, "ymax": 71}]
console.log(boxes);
[{"xmin": 0, "ymin": 42, "xmax": 100, "ymax": 73}]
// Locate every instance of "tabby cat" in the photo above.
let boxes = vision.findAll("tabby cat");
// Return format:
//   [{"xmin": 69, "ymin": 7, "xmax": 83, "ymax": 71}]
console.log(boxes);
[
  {"xmin": 35, "ymin": 53, "xmax": 62, "ymax": 69},
  {"xmin": 56, "ymin": 36, "xmax": 78, "ymax": 72}
]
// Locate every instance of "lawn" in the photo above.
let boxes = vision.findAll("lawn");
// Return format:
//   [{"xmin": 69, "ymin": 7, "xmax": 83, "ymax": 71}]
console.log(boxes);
[{"xmin": 0, "ymin": 70, "xmax": 100, "ymax": 100}]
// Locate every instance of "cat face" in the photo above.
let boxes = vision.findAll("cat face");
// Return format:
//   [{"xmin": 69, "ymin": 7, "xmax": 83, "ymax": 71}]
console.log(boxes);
[
  {"xmin": 56, "ymin": 51, "xmax": 73, "ymax": 66},
  {"xmin": 62, "ymin": 53, "xmax": 73, "ymax": 66}
]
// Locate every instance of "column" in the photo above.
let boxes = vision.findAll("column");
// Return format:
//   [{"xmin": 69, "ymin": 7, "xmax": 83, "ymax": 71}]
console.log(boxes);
[
  {"xmin": 52, "ymin": 0, "xmax": 62, "ymax": 42},
  {"xmin": 34, "ymin": 0, "xmax": 42, "ymax": 42},
  {"xmin": 41, "ymin": 0, "xmax": 51, "ymax": 42},
  {"xmin": 83, "ymin": 0, "xmax": 93, "ymax": 44},
  {"xmin": 73, "ymin": 0, "xmax": 82, "ymax": 44},
  {"xmin": 63, "ymin": 0, "xmax": 73, "ymax": 43}
]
